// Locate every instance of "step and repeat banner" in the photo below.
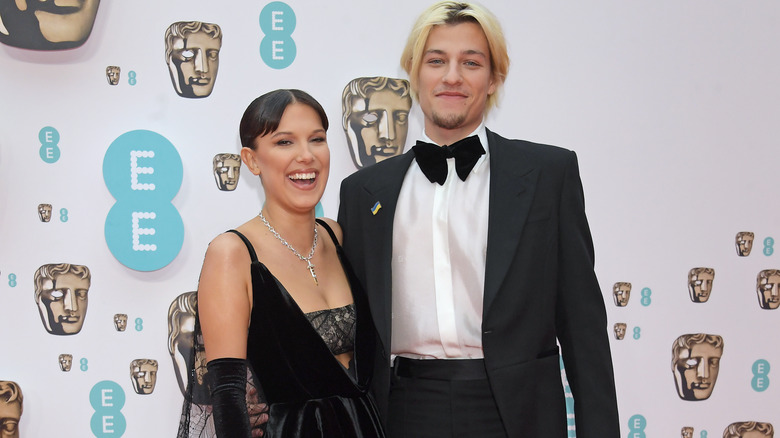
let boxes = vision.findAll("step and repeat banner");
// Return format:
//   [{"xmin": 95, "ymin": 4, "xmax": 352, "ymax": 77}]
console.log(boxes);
[{"xmin": 1, "ymin": 1, "xmax": 778, "ymax": 436}]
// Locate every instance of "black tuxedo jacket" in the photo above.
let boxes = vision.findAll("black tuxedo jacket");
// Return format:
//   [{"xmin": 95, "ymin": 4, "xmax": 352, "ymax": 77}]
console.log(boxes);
[{"xmin": 337, "ymin": 129, "xmax": 620, "ymax": 437}]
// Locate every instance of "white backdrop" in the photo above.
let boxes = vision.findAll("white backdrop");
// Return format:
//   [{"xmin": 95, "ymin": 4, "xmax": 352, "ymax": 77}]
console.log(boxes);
[{"xmin": 1, "ymin": 1, "xmax": 779, "ymax": 436}]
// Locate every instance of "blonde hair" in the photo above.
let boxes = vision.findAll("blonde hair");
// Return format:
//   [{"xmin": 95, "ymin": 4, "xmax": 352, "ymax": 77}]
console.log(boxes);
[{"xmin": 400, "ymin": 1, "xmax": 509, "ymax": 112}]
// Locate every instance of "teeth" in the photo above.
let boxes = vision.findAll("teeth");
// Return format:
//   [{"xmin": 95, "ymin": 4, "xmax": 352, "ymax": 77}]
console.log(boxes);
[{"xmin": 289, "ymin": 172, "xmax": 315, "ymax": 180}]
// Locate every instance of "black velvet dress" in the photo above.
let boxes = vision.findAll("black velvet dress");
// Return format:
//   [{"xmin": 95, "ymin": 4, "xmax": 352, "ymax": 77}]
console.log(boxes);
[{"xmin": 177, "ymin": 220, "xmax": 384, "ymax": 438}]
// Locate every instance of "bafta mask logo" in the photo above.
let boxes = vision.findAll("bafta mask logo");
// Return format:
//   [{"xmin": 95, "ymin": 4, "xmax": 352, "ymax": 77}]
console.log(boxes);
[
  {"xmin": 58, "ymin": 353, "xmax": 73, "ymax": 372},
  {"xmin": 671, "ymin": 333, "xmax": 723, "ymax": 401},
  {"xmin": 756, "ymin": 269, "xmax": 780, "ymax": 310},
  {"xmin": 736, "ymin": 232, "xmax": 755, "ymax": 257},
  {"xmin": 106, "ymin": 66, "xmax": 120, "ymax": 85},
  {"xmin": 168, "ymin": 291, "xmax": 208, "ymax": 402},
  {"xmin": 34, "ymin": 263, "xmax": 91, "ymax": 335},
  {"xmin": 613, "ymin": 282, "xmax": 631, "ymax": 307},
  {"xmin": 164, "ymin": 21, "xmax": 222, "ymax": 98},
  {"xmin": 130, "ymin": 359, "xmax": 158, "ymax": 395},
  {"xmin": 688, "ymin": 267, "xmax": 715, "ymax": 303},
  {"xmin": 113, "ymin": 313, "xmax": 127, "ymax": 332},
  {"xmin": 723, "ymin": 421, "xmax": 774, "ymax": 438},
  {"xmin": 38, "ymin": 203, "xmax": 52, "ymax": 222},
  {"xmin": 342, "ymin": 77, "xmax": 412, "ymax": 168},
  {"xmin": 613, "ymin": 323, "xmax": 627, "ymax": 340},
  {"xmin": 0, "ymin": 0, "xmax": 100, "ymax": 50},
  {"xmin": 681, "ymin": 427, "xmax": 693, "ymax": 438},
  {"xmin": 0, "ymin": 381, "xmax": 22, "ymax": 438},
  {"xmin": 213, "ymin": 153, "xmax": 241, "ymax": 191}
]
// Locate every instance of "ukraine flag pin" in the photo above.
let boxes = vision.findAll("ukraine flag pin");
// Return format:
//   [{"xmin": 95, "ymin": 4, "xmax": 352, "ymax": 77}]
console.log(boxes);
[{"xmin": 371, "ymin": 202, "xmax": 382, "ymax": 215}]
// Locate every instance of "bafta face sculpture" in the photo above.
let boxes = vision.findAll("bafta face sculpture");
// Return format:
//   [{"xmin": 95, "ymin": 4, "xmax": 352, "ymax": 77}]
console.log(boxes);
[
  {"xmin": 38, "ymin": 204, "xmax": 52, "ymax": 222},
  {"xmin": 114, "ymin": 314, "xmax": 127, "ymax": 332},
  {"xmin": 671, "ymin": 333, "xmax": 723, "ymax": 401},
  {"xmin": 106, "ymin": 66, "xmax": 120, "ymax": 85},
  {"xmin": 723, "ymin": 421, "xmax": 774, "ymax": 438},
  {"xmin": 0, "ymin": 381, "xmax": 22, "ymax": 438},
  {"xmin": 342, "ymin": 77, "xmax": 412, "ymax": 168},
  {"xmin": 612, "ymin": 282, "xmax": 631, "ymax": 307},
  {"xmin": 168, "ymin": 292, "xmax": 208, "ymax": 402},
  {"xmin": 213, "ymin": 153, "xmax": 241, "ymax": 191},
  {"xmin": 0, "ymin": 0, "xmax": 100, "ymax": 50},
  {"xmin": 688, "ymin": 268, "xmax": 715, "ymax": 303},
  {"xmin": 736, "ymin": 232, "xmax": 755, "ymax": 257},
  {"xmin": 756, "ymin": 269, "xmax": 780, "ymax": 310},
  {"xmin": 165, "ymin": 21, "xmax": 222, "ymax": 98},
  {"xmin": 681, "ymin": 427, "xmax": 693, "ymax": 438},
  {"xmin": 613, "ymin": 323, "xmax": 627, "ymax": 340},
  {"xmin": 34, "ymin": 263, "xmax": 91, "ymax": 335},
  {"xmin": 58, "ymin": 354, "xmax": 73, "ymax": 372},
  {"xmin": 130, "ymin": 359, "xmax": 158, "ymax": 395}
]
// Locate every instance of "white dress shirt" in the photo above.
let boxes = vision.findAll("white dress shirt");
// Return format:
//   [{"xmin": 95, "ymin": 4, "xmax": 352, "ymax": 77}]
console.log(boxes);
[{"xmin": 391, "ymin": 123, "xmax": 490, "ymax": 359}]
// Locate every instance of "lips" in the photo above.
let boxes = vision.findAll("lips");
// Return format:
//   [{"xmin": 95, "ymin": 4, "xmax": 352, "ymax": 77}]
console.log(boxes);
[{"xmin": 288, "ymin": 171, "xmax": 317, "ymax": 186}]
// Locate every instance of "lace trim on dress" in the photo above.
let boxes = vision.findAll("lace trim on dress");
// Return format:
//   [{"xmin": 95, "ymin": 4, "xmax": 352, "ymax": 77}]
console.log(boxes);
[{"xmin": 305, "ymin": 303, "xmax": 356, "ymax": 356}]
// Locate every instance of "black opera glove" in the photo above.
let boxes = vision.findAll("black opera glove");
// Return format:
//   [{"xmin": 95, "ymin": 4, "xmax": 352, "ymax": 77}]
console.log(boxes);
[{"xmin": 207, "ymin": 357, "xmax": 252, "ymax": 438}]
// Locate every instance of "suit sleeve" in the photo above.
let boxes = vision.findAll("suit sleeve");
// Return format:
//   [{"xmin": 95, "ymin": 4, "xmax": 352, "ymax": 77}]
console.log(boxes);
[{"xmin": 555, "ymin": 151, "xmax": 620, "ymax": 437}]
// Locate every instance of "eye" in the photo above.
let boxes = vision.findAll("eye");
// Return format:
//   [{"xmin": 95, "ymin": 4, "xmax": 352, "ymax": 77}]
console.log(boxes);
[
  {"xmin": 683, "ymin": 358, "xmax": 699, "ymax": 369},
  {"xmin": 361, "ymin": 112, "xmax": 379, "ymax": 126},
  {"xmin": 50, "ymin": 290, "xmax": 64, "ymax": 300},
  {"xmin": 76, "ymin": 290, "xmax": 88, "ymax": 299},
  {"xmin": 275, "ymin": 139, "xmax": 293, "ymax": 146},
  {"xmin": 709, "ymin": 358, "xmax": 720, "ymax": 368},
  {"xmin": 311, "ymin": 136, "xmax": 327, "ymax": 143},
  {"xmin": 207, "ymin": 50, "xmax": 219, "ymax": 60},
  {"xmin": 177, "ymin": 49, "xmax": 195, "ymax": 61},
  {"xmin": 395, "ymin": 112, "xmax": 409, "ymax": 124}
]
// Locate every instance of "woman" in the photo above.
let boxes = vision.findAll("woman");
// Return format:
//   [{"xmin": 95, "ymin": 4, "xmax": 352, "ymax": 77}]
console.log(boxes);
[{"xmin": 178, "ymin": 89, "xmax": 384, "ymax": 437}]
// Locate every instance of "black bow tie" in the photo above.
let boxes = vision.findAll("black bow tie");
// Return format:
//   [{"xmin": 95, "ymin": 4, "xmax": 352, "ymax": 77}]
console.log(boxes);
[{"xmin": 412, "ymin": 135, "xmax": 485, "ymax": 185}]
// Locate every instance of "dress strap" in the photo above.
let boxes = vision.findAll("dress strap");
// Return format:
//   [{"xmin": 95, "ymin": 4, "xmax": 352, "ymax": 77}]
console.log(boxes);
[
  {"xmin": 225, "ymin": 229, "xmax": 259, "ymax": 262},
  {"xmin": 315, "ymin": 219, "xmax": 341, "ymax": 248}
]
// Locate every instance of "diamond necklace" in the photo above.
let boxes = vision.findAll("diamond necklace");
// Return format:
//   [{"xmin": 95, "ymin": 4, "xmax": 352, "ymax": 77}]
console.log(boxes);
[{"xmin": 258, "ymin": 210, "xmax": 319, "ymax": 286}]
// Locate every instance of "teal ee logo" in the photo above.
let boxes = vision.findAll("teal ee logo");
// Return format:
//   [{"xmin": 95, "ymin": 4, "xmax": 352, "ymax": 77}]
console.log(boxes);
[
  {"xmin": 752, "ymin": 359, "xmax": 770, "ymax": 392},
  {"xmin": 259, "ymin": 2, "xmax": 296, "ymax": 69},
  {"xmin": 103, "ymin": 130, "xmax": 184, "ymax": 271},
  {"xmin": 39, "ymin": 126, "xmax": 61, "ymax": 163},
  {"xmin": 90, "ymin": 380, "xmax": 126, "ymax": 437},
  {"xmin": 627, "ymin": 414, "xmax": 647, "ymax": 438}
]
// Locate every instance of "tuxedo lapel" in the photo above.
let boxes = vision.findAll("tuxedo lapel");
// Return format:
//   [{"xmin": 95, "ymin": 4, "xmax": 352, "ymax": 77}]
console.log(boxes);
[
  {"xmin": 356, "ymin": 151, "xmax": 415, "ymax": 352},
  {"xmin": 483, "ymin": 130, "xmax": 539, "ymax": 314}
]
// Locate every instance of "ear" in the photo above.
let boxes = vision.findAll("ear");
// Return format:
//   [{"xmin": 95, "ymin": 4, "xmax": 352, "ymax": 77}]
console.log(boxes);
[{"xmin": 240, "ymin": 147, "xmax": 261, "ymax": 175}]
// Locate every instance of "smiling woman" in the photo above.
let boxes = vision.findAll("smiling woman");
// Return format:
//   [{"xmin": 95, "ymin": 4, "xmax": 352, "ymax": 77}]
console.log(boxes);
[{"xmin": 177, "ymin": 89, "xmax": 385, "ymax": 438}]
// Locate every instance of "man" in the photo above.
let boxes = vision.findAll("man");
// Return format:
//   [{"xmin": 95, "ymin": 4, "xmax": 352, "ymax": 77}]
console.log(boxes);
[
  {"xmin": 687, "ymin": 267, "xmax": 715, "ymax": 303},
  {"xmin": 33, "ymin": 263, "xmax": 91, "ymax": 335},
  {"xmin": 338, "ymin": 2, "xmax": 619, "ymax": 436},
  {"xmin": 671, "ymin": 333, "xmax": 723, "ymax": 401},
  {"xmin": 212, "ymin": 153, "xmax": 241, "ymax": 191},
  {"xmin": 0, "ymin": 381, "xmax": 22, "ymax": 438},
  {"xmin": 341, "ymin": 76, "xmax": 412, "ymax": 168},
  {"xmin": 0, "ymin": 0, "xmax": 100, "ymax": 50},
  {"xmin": 164, "ymin": 21, "xmax": 222, "ymax": 98}
]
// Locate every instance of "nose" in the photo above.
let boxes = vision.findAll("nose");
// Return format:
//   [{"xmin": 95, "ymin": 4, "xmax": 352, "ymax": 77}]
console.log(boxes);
[
  {"xmin": 227, "ymin": 166, "xmax": 236, "ymax": 179},
  {"xmin": 63, "ymin": 289, "xmax": 78, "ymax": 312},
  {"xmin": 442, "ymin": 63, "xmax": 462, "ymax": 85},
  {"xmin": 194, "ymin": 49, "xmax": 208, "ymax": 73},
  {"xmin": 296, "ymin": 143, "xmax": 315, "ymax": 162},
  {"xmin": 377, "ymin": 110, "xmax": 395, "ymax": 141},
  {"xmin": 696, "ymin": 359, "xmax": 709, "ymax": 379}
]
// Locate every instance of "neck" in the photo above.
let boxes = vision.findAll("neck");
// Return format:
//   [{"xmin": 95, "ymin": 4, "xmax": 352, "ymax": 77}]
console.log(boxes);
[
  {"xmin": 424, "ymin": 121, "xmax": 481, "ymax": 146},
  {"xmin": 260, "ymin": 206, "xmax": 316, "ymax": 248}
]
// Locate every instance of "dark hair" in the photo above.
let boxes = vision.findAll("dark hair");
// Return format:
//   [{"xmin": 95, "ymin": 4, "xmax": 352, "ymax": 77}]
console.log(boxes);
[{"xmin": 239, "ymin": 89, "xmax": 329, "ymax": 149}]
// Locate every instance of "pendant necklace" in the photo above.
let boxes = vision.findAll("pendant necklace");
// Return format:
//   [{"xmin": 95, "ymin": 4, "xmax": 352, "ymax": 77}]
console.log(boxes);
[{"xmin": 258, "ymin": 210, "xmax": 319, "ymax": 286}]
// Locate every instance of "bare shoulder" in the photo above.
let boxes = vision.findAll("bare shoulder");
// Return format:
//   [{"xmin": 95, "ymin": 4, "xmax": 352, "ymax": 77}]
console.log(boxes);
[
  {"xmin": 204, "ymin": 231, "xmax": 250, "ymax": 264},
  {"xmin": 316, "ymin": 217, "xmax": 343, "ymax": 244}
]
